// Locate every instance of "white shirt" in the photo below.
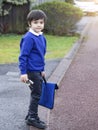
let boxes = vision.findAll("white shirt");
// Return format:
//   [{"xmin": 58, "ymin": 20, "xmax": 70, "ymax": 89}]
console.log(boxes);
[{"xmin": 29, "ymin": 28, "xmax": 43, "ymax": 36}]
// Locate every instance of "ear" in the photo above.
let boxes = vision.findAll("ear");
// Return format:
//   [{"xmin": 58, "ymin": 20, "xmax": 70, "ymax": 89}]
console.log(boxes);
[{"xmin": 28, "ymin": 22, "xmax": 31, "ymax": 27}]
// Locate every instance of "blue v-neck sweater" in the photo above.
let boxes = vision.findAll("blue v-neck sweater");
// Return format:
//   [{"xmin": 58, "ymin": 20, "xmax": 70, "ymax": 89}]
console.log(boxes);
[{"xmin": 19, "ymin": 32, "xmax": 47, "ymax": 74}]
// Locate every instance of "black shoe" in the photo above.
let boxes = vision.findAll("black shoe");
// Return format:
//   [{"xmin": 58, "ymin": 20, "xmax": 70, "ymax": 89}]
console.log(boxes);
[
  {"xmin": 36, "ymin": 116, "xmax": 46, "ymax": 125},
  {"xmin": 25, "ymin": 115, "xmax": 45, "ymax": 125},
  {"xmin": 26, "ymin": 116, "xmax": 46, "ymax": 129},
  {"xmin": 25, "ymin": 115, "xmax": 29, "ymax": 120}
]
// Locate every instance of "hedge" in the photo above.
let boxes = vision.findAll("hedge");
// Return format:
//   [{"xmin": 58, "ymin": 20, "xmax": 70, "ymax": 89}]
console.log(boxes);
[{"xmin": 32, "ymin": 1, "xmax": 83, "ymax": 36}]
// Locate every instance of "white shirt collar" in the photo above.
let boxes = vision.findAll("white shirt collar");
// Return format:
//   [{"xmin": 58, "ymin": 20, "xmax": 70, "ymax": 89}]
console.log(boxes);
[{"xmin": 29, "ymin": 28, "xmax": 43, "ymax": 36}]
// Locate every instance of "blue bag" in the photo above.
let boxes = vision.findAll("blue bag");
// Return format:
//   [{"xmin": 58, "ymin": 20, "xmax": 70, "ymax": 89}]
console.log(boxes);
[{"xmin": 39, "ymin": 78, "xmax": 58, "ymax": 109}]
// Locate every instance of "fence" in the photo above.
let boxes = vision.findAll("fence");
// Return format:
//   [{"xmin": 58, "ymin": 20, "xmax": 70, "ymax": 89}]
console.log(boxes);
[
  {"xmin": 0, "ymin": 2, "xmax": 29, "ymax": 33},
  {"xmin": 32, "ymin": 0, "xmax": 65, "ymax": 6}
]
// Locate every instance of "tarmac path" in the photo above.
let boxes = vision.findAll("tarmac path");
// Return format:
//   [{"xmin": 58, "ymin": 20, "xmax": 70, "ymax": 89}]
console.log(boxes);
[
  {"xmin": 0, "ymin": 59, "xmax": 61, "ymax": 130},
  {"xmin": 49, "ymin": 16, "xmax": 98, "ymax": 130}
]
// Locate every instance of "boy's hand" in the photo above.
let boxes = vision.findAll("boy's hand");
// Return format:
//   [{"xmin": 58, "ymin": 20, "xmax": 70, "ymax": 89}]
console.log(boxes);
[
  {"xmin": 20, "ymin": 74, "xmax": 28, "ymax": 83},
  {"xmin": 41, "ymin": 71, "xmax": 45, "ymax": 78}
]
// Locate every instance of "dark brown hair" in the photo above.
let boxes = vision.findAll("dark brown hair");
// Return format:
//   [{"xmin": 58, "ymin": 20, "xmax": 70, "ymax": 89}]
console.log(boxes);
[{"xmin": 27, "ymin": 10, "xmax": 47, "ymax": 25}]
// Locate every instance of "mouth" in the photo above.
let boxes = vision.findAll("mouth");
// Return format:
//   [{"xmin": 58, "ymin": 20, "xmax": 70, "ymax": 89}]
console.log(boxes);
[{"xmin": 36, "ymin": 28, "xmax": 41, "ymax": 30}]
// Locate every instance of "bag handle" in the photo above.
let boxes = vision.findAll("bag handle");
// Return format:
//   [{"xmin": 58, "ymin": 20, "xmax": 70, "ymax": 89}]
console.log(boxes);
[
  {"xmin": 43, "ymin": 77, "xmax": 59, "ymax": 89},
  {"xmin": 43, "ymin": 77, "xmax": 47, "ymax": 84}
]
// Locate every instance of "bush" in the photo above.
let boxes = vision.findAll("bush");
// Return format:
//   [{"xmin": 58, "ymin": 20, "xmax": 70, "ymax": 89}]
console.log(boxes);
[
  {"xmin": 32, "ymin": 1, "xmax": 83, "ymax": 36},
  {"xmin": 65, "ymin": 0, "xmax": 74, "ymax": 4}
]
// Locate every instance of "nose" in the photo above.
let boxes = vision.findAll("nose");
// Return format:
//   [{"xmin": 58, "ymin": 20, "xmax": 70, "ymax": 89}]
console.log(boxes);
[{"xmin": 37, "ymin": 23, "xmax": 41, "ymax": 26}]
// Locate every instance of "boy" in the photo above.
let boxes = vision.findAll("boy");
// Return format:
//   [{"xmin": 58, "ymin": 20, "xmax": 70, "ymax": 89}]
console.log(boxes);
[{"xmin": 19, "ymin": 10, "xmax": 47, "ymax": 129}]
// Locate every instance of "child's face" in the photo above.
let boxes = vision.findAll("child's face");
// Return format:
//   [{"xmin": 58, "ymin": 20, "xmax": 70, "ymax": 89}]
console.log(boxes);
[{"xmin": 30, "ymin": 19, "xmax": 45, "ymax": 33}]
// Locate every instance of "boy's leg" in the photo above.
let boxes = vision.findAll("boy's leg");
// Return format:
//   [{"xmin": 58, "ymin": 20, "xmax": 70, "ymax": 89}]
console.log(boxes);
[
  {"xmin": 28, "ymin": 72, "xmax": 42, "ymax": 118},
  {"xmin": 26, "ymin": 72, "xmax": 46, "ymax": 129}
]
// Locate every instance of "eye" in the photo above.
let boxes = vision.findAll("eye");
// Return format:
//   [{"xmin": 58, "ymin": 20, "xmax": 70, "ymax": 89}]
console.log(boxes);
[
  {"xmin": 34, "ymin": 21, "xmax": 38, "ymax": 24},
  {"xmin": 40, "ymin": 21, "xmax": 44, "ymax": 24}
]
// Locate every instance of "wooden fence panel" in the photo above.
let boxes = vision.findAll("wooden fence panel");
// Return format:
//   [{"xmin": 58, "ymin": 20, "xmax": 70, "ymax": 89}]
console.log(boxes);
[
  {"xmin": 32, "ymin": 0, "xmax": 65, "ymax": 6},
  {"xmin": 0, "ymin": 3, "xmax": 29, "ymax": 33}
]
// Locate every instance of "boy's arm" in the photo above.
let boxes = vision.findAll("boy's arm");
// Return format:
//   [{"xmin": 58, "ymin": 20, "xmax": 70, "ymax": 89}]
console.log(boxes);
[{"xmin": 19, "ymin": 36, "xmax": 34, "ymax": 82}]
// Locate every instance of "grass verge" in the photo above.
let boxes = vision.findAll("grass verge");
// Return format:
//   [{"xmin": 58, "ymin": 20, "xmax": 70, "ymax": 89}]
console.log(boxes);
[{"xmin": 0, "ymin": 34, "xmax": 78, "ymax": 64}]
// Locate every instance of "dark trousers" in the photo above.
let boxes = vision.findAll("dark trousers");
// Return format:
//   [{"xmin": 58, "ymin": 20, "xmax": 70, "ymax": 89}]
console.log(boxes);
[{"xmin": 27, "ymin": 72, "xmax": 43, "ymax": 118}]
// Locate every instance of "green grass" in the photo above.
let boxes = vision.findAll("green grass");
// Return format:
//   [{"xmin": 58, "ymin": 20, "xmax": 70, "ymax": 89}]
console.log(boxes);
[
  {"xmin": 0, "ymin": 34, "xmax": 78, "ymax": 64},
  {"xmin": 45, "ymin": 35, "xmax": 77, "ymax": 59}
]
